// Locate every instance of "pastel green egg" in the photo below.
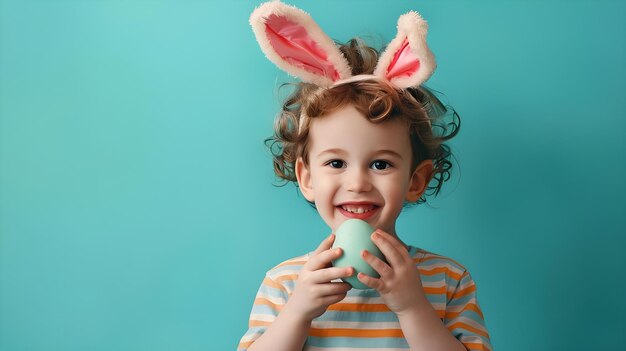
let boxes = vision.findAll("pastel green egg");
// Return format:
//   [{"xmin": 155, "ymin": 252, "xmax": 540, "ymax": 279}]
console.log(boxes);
[{"xmin": 331, "ymin": 219, "xmax": 386, "ymax": 289}]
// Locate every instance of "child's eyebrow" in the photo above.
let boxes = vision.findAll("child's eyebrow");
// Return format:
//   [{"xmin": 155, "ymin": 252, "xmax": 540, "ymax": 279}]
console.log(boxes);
[{"xmin": 317, "ymin": 148, "xmax": 403, "ymax": 160}]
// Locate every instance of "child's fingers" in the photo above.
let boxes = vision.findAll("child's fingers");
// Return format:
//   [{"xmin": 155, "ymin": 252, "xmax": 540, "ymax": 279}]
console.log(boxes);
[
  {"xmin": 373, "ymin": 229, "xmax": 407, "ymax": 254},
  {"xmin": 361, "ymin": 249, "xmax": 392, "ymax": 277},
  {"xmin": 357, "ymin": 272, "xmax": 382, "ymax": 290},
  {"xmin": 310, "ymin": 233, "xmax": 335, "ymax": 257},
  {"xmin": 319, "ymin": 292, "xmax": 348, "ymax": 306},
  {"xmin": 314, "ymin": 282, "xmax": 352, "ymax": 297},
  {"xmin": 310, "ymin": 266, "xmax": 353, "ymax": 284},
  {"xmin": 371, "ymin": 231, "xmax": 404, "ymax": 268},
  {"xmin": 307, "ymin": 247, "xmax": 343, "ymax": 271}
]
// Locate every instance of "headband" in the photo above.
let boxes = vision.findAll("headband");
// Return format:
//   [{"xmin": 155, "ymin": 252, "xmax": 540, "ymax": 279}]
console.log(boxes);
[{"xmin": 249, "ymin": 1, "xmax": 436, "ymax": 129}]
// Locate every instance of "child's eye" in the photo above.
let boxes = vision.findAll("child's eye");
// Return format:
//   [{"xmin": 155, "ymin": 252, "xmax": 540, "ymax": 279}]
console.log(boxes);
[
  {"xmin": 371, "ymin": 160, "xmax": 392, "ymax": 170},
  {"xmin": 327, "ymin": 160, "xmax": 345, "ymax": 168}
]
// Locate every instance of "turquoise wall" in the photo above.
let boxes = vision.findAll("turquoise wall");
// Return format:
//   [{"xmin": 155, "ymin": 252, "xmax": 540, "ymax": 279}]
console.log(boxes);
[{"xmin": 1, "ymin": 0, "xmax": 625, "ymax": 350}]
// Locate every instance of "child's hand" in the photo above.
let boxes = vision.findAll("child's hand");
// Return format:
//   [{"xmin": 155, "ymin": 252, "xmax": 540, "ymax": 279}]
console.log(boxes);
[
  {"xmin": 357, "ymin": 229, "xmax": 429, "ymax": 316},
  {"xmin": 285, "ymin": 234, "xmax": 354, "ymax": 322}
]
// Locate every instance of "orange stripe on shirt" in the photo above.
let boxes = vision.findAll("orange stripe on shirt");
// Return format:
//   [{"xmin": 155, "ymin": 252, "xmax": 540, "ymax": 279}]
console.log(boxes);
[
  {"xmin": 309, "ymin": 328, "xmax": 405, "ymax": 338},
  {"xmin": 449, "ymin": 284, "xmax": 477, "ymax": 300},
  {"xmin": 423, "ymin": 285, "xmax": 447, "ymax": 295},
  {"xmin": 420, "ymin": 255, "xmax": 466, "ymax": 269},
  {"xmin": 249, "ymin": 319, "xmax": 272, "ymax": 327},
  {"xmin": 463, "ymin": 342, "xmax": 492, "ymax": 351},
  {"xmin": 447, "ymin": 322, "xmax": 490, "ymax": 338},
  {"xmin": 419, "ymin": 266, "xmax": 463, "ymax": 281},
  {"xmin": 327, "ymin": 303, "xmax": 391, "ymax": 312},
  {"xmin": 253, "ymin": 297, "xmax": 284, "ymax": 312},
  {"xmin": 261, "ymin": 276, "xmax": 285, "ymax": 290},
  {"xmin": 238, "ymin": 340, "xmax": 254, "ymax": 349},
  {"xmin": 445, "ymin": 303, "xmax": 485, "ymax": 320}
]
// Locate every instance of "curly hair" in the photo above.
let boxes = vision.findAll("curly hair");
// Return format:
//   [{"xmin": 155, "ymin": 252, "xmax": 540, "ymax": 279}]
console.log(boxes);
[{"xmin": 264, "ymin": 38, "xmax": 460, "ymax": 208}]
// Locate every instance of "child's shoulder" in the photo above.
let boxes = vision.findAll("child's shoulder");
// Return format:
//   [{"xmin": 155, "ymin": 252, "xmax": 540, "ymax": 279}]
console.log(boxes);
[
  {"xmin": 264, "ymin": 252, "xmax": 311, "ymax": 281},
  {"xmin": 411, "ymin": 245, "xmax": 470, "ymax": 278}
]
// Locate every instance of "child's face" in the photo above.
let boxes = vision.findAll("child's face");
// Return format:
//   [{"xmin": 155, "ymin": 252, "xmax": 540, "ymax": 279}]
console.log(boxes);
[{"xmin": 295, "ymin": 104, "xmax": 433, "ymax": 236}]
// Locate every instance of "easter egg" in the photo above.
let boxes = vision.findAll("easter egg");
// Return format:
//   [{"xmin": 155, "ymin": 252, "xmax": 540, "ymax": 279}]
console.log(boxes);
[{"xmin": 331, "ymin": 219, "xmax": 387, "ymax": 289}]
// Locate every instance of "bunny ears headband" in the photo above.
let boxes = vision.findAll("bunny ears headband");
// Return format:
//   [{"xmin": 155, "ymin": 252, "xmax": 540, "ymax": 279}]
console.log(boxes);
[{"xmin": 249, "ymin": 1, "xmax": 436, "ymax": 89}]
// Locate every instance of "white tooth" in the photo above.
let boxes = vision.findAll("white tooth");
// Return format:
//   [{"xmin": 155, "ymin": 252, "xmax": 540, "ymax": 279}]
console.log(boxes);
[{"xmin": 341, "ymin": 205, "xmax": 376, "ymax": 214}]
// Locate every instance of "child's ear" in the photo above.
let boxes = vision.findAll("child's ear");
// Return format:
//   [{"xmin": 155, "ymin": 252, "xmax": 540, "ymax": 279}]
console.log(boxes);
[
  {"xmin": 295, "ymin": 157, "xmax": 315, "ymax": 202},
  {"xmin": 405, "ymin": 159, "xmax": 434, "ymax": 202}
]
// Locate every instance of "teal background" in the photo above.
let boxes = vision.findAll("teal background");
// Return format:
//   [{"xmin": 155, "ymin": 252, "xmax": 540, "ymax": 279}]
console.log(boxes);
[{"xmin": 1, "ymin": 0, "xmax": 625, "ymax": 350}]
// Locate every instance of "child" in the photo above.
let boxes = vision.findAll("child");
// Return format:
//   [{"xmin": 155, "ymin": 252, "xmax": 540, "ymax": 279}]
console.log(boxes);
[{"xmin": 239, "ymin": 2, "xmax": 492, "ymax": 350}]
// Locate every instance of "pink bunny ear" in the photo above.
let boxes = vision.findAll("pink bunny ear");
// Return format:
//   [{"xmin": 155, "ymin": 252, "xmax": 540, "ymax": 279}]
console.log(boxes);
[
  {"xmin": 374, "ymin": 11, "xmax": 436, "ymax": 88},
  {"xmin": 250, "ymin": 1, "xmax": 352, "ymax": 87}
]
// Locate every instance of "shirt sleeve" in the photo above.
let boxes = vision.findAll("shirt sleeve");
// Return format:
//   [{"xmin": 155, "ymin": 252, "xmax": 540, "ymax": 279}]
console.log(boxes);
[
  {"xmin": 444, "ymin": 269, "xmax": 493, "ymax": 351},
  {"xmin": 237, "ymin": 273, "xmax": 289, "ymax": 351}
]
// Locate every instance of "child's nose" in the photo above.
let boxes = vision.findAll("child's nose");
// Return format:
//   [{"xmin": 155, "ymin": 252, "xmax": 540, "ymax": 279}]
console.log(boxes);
[{"xmin": 345, "ymin": 168, "xmax": 373, "ymax": 193}]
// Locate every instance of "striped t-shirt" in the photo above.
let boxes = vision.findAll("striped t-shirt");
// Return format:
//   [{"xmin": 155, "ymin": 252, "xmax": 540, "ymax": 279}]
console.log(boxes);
[{"xmin": 238, "ymin": 245, "xmax": 492, "ymax": 351}]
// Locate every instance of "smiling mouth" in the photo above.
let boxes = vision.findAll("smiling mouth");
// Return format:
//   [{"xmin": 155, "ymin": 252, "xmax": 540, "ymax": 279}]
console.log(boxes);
[
  {"xmin": 338, "ymin": 204, "xmax": 377, "ymax": 214},
  {"xmin": 336, "ymin": 205, "xmax": 380, "ymax": 219}
]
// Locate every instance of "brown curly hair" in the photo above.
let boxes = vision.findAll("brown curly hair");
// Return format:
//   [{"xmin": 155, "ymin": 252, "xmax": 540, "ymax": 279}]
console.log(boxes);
[{"xmin": 264, "ymin": 38, "xmax": 460, "ymax": 208}]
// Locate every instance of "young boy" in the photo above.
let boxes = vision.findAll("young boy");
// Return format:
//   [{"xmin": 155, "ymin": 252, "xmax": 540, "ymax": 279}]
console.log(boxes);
[{"xmin": 239, "ymin": 2, "xmax": 492, "ymax": 350}]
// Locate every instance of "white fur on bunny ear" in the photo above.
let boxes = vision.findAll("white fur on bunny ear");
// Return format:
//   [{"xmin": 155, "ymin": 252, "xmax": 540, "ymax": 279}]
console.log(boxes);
[
  {"xmin": 250, "ymin": 1, "xmax": 352, "ymax": 87},
  {"xmin": 374, "ymin": 11, "xmax": 436, "ymax": 88}
]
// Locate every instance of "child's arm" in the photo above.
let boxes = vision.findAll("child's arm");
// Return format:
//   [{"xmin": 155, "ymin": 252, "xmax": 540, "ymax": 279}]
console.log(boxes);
[
  {"xmin": 396, "ymin": 301, "xmax": 467, "ymax": 351},
  {"xmin": 247, "ymin": 234, "xmax": 354, "ymax": 351},
  {"xmin": 244, "ymin": 302, "xmax": 312, "ymax": 351}
]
